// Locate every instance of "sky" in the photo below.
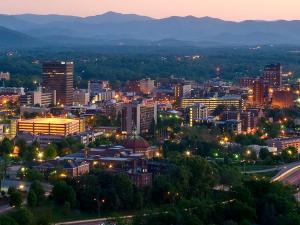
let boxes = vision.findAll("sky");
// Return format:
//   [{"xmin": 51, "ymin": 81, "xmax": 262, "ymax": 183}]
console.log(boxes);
[{"xmin": 1, "ymin": 0, "xmax": 300, "ymax": 21}]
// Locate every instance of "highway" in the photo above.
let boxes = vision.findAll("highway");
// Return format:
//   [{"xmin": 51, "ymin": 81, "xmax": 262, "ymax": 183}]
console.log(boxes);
[{"xmin": 272, "ymin": 161, "xmax": 300, "ymax": 183}]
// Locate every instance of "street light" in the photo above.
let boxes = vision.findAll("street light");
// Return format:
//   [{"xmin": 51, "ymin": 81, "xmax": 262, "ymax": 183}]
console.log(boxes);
[
  {"xmin": 185, "ymin": 150, "xmax": 191, "ymax": 157},
  {"xmin": 37, "ymin": 152, "xmax": 43, "ymax": 159}
]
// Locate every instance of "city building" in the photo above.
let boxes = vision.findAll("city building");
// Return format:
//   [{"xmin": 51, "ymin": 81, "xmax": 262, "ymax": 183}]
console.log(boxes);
[
  {"xmin": 187, "ymin": 103, "xmax": 209, "ymax": 127},
  {"xmin": 267, "ymin": 137, "xmax": 300, "ymax": 152},
  {"xmin": 88, "ymin": 80, "xmax": 109, "ymax": 96},
  {"xmin": 92, "ymin": 90, "xmax": 116, "ymax": 102},
  {"xmin": 73, "ymin": 89, "xmax": 90, "ymax": 106},
  {"xmin": 34, "ymin": 159, "xmax": 90, "ymax": 178},
  {"xmin": 174, "ymin": 83, "xmax": 192, "ymax": 99},
  {"xmin": 252, "ymin": 78, "xmax": 269, "ymax": 107},
  {"xmin": 181, "ymin": 95, "xmax": 244, "ymax": 110},
  {"xmin": 220, "ymin": 110, "xmax": 240, "ymax": 121},
  {"xmin": 0, "ymin": 87, "xmax": 25, "ymax": 104},
  {"xmin": 20, "ymin": 106, "xmax": 50, "ymax": 116},
  {"xmin": 262, "ymin": 63, "xmax": 282, "ymax": 88},
  {"xmin": 17, "ymin": 117, "xmax": 84, "ymax": 136},
  {"xmin": 121, "ymin": 101, "xmax": 157, "ymax": 135},
  {"xmin": 271, "ymin": 90, "xmax": 295, "ymax": 108},
  {"xmin": 124, "ymin": 80, "xmax": 141, "ymax": 93},
  {"xmin": 224, "ymin": 120, "xmax": 242, "ymax": 134},
  {"xmin": 42, "ymin": 61, "xmax": 74, "ymax": 105},
  {"xmin": 0, "ymin": 72, "xmax": 10, "ymax": 80},
  {"xmin": 239, "ymin": 77, "xmax": 255, "ymax": 88},
  {"xmin": 19, "ymin": 87, "xmax": 56, "ymax": 107},
  {"xmin": 140, "ymin": 78, "xmax": 155, "ymax": 95},
  {"xmin": 0, "ymin": 87, "xmax": 24, "ymax": 95}
]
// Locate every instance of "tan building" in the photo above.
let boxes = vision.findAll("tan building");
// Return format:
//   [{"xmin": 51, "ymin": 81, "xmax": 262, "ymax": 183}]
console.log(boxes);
[
  {"xmin": 73, "ymin": 89, "xmax": 90, "ymax": 106},
  {"xmin": 140, "ymin": 78, "xmax": 155, "ymax": 95},
  {"xmin": 121, "ymin": 101, "xmax": 157, "ymax": 135},
  {"xmin": 17, "ymin": 117, "xmax": 84, "ymax": 136},
  {"xmin": 272, "ymin": 90, "xmax": 295, "ymax": 108},
  {"xmin": 0, "ymin": 72, "xmax": 10, "ymax": 80}
]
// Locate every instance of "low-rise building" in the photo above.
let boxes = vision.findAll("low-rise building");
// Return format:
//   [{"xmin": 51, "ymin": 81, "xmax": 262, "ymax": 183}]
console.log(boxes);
[
  {"xmin": 34, "ymin": 159, "xmax": 90, "ymax": 178},
  {"xmin": 181, "ymin": 95, "xmax": 244, "ymax": 110},
  {"xmin": 267, "ymin": 137, "xmax": 300, "ymax": 152}
]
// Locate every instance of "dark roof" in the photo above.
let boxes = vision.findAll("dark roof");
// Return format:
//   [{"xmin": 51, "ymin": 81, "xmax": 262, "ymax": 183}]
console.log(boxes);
[{"xmin": 123, "ymin": 134, "xmax": 150, "ymax": 150}]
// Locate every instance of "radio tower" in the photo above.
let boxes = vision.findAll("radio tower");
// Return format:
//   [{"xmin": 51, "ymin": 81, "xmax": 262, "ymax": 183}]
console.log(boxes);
[{"xmin": 215, "ymin": 66, "xmax": 221, "ymax": 80}]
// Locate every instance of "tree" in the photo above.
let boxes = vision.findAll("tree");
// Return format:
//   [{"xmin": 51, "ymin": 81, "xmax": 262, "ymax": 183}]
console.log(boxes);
[
  {"xmin": 52, "ymin": 181, "xmax": 76, "ymax": 207},
  {"xmin": 259, "ymin": 148, "xmax": 271, "ymax": 161},
  {"xmin": 218, "ymin": 165, "xmax": 242, "ymax": 188},
  {"xmin": 0, "ymin": 215, "xmax": 18, "ymax": 225},
  {"xmin": 281, "ymin": 146, "xmax": 298, "ymax": 162},
  {"xmin": 44, "ymin": 143, "xmax": 57, "ymax": 159},
  {"xmin": 26, "ymin": 168, "xmax": 44, "ymax": 182},
  {"xmin": 212, "ymin": 104, "xmax": 227, "ymax": 116},
  {"xmin": 9, "ymin": 208, "xmax": 34, "ymax": 225},
  {"xmin": 9, "ymin": 190, "xmax": 22, "ymax": 207},
  {"xmin": 63, "ymin": 201, "xmax": 71, "ymax": 215},
  {"xmin": 29, "ymin": 181, "xmax": 45, "ymax": 205},
  {"xmin": 0, "ymin": 138, "xmax": 13, "ymax": 155},
  {"xmin": 27, "ymin": 189, "xmax": 37, "ymax": 207}
]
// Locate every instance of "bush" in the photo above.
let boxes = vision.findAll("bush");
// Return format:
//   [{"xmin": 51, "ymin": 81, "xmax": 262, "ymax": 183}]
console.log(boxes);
[
  {"xmin": 9, "ymin": 190, "xmax": 22, "ymax": 207},
  {"xmin": 0, "ymin": 215, "xmax": 18, "ymax": 225},
  {"xmin": 52, "ymin": 181, "xmax": 76, "ymax": 207},
  {"xmin": 63, "ymin": 201, "xmax": 71, "ymax": 215},
  {"xmin": 27, "ymin": 189, "xmax": 37, "ymax": 207},
  {"xmin": 29, "ymin": 181, "xmax": 45, "ymax": 205},
  {"xmin": 9, "ymin": 208, "xmax": 34, "ymax": 225}
]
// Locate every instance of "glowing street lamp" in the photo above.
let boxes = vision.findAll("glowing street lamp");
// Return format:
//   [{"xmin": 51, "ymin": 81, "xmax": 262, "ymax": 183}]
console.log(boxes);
[
  {"xmin": 185, "ymin": 150, "xmax": 191, "ymax": 157},
  {"xmin": 37, "ymin": 152, "xmax": 43, "ymax": 161}
]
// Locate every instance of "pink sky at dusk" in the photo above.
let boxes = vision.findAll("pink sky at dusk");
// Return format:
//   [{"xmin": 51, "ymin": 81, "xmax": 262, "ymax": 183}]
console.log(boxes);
[{"xmin": 0, "ymin": 0, "xmax": 299, "ymax": 21}]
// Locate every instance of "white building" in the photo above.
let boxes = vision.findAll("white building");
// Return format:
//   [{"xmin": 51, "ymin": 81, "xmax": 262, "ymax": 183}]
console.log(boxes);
[{"xmin": 187, "ymin": 103, "xmax": 209, "ymax": 127}]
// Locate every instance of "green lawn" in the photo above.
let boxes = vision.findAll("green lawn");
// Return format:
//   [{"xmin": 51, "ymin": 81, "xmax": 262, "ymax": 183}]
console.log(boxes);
[{"xmin": 239, "ymin": 164, "xmax": 278, "ymax": 172}]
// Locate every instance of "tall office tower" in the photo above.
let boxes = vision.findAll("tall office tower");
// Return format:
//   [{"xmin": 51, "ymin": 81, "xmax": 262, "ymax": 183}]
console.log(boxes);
[
  {"xmin": 121, "ymin": 101, "xmax": 157, "ymax": 135},
  {"xmin": 42, "ymin": 61, "xmax": 74, "ymax": 106},
  {"xmin": 263, "ymin": 63, "xmax": 282, "ymax": 88},
  {"xmin": 252, "ymin": 78, "xmax": 269, "ymax": 107}
]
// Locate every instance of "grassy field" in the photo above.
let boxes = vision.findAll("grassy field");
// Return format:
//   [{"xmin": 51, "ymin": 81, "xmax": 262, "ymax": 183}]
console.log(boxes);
[{"xmin": 239, "ymin": 164, "xmax": 278, "ymax": 172}]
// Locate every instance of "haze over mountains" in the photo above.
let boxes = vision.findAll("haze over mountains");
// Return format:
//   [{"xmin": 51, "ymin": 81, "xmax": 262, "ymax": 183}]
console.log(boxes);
[{"xmin": 1, "ymin": 11, "xmax": 300, "ymax": 48}]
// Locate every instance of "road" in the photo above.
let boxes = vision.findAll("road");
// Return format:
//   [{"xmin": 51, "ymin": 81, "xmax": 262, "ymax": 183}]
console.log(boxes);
[
  {"xmin": 272, "ymin": 161, "xmax": 300, "ymax": 182},
  {"xmin": 55, "ymin": 215, "xmax": 133, "ymax": 225},
  {"xmin": 55, "ymin": 200, "xmax": 236, "ymax": 225}
]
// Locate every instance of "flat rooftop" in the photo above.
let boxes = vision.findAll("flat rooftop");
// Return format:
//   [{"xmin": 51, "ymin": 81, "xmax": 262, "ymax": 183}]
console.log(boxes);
[{"xmin": 18, "ymin": 117, "xmax": 79, "ymax": 124}]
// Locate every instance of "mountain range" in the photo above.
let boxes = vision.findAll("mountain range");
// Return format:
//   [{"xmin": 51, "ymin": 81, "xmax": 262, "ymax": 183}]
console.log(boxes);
[{"xmin": 1, "ymin": 11, "xmax": 300, "ymax": 48}]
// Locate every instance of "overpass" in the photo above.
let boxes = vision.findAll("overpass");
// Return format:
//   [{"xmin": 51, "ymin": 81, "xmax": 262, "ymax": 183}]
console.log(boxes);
[{"xmin": 272, "ymin": 161, "xmax": 300, "ymax": 185}]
